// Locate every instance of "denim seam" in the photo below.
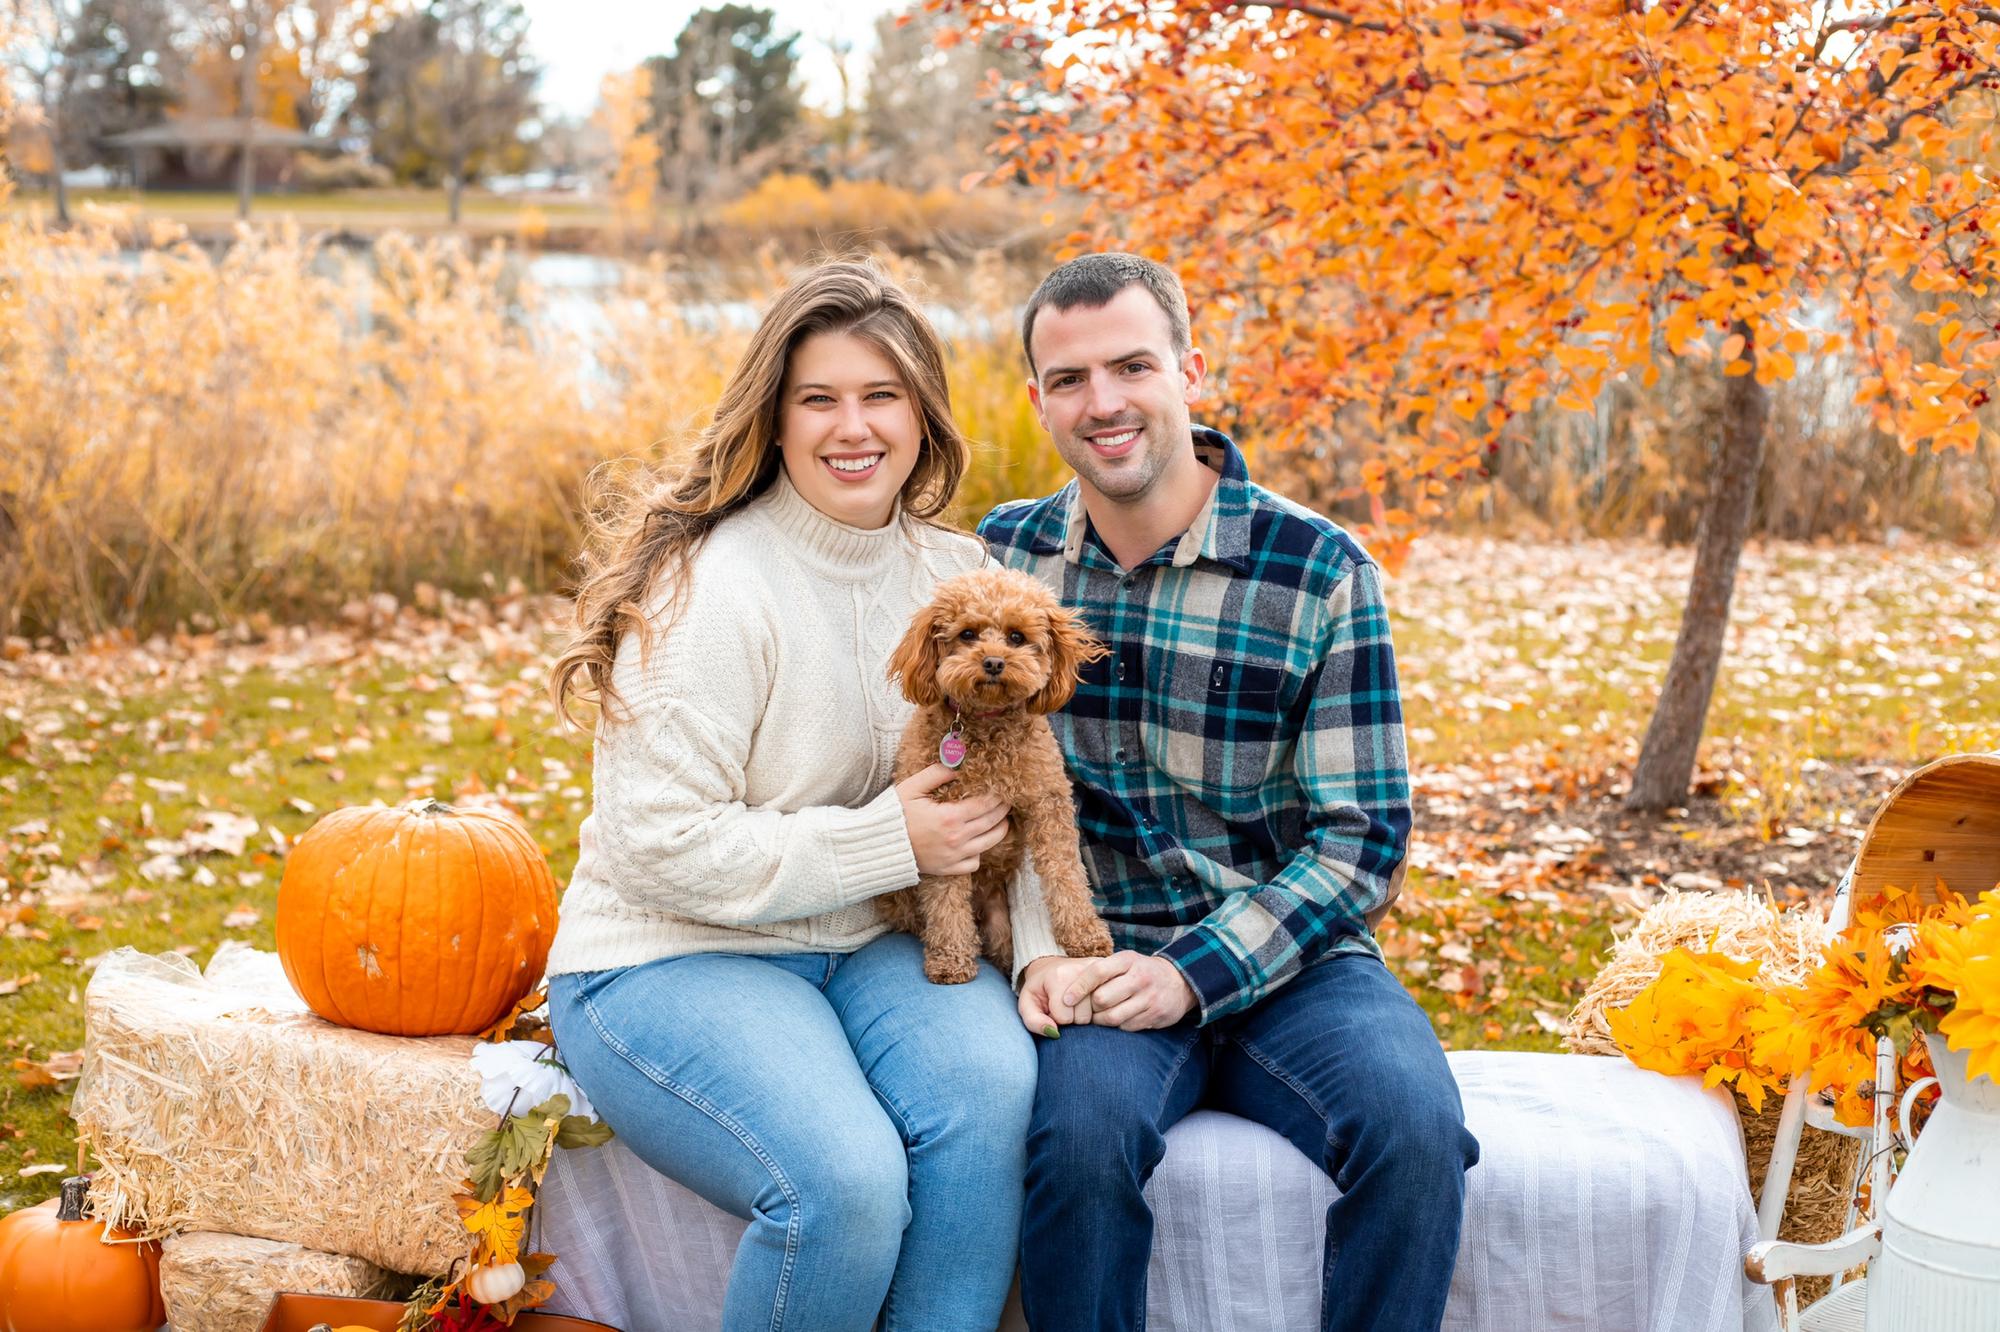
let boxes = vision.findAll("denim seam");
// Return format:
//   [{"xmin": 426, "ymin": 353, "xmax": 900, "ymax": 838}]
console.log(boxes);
[
  {"xmin": 869, "ymin": 1087, "xmax": 917, "ymax": 1146},
  {"xmin": 579, "ymin": 991, "xmax": 804, "ymax": 1332},
  {"xmin": 1147, "ymin": 1028, "xmax": 1206, "ymax": 1128},
  {"xmin": 869, "ymin": 1079, "xmax": 916, "ymax": 1332},
  {"xmin": 1231, "ymin": 1034, "xmax": 1352, "ymax": 1192}
]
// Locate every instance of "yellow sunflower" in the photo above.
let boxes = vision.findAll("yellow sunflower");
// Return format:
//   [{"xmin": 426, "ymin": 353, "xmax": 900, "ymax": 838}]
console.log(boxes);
[
  {"xmin": 1772, "ymin": 908, "xmax": 1925, "ymax": 1124},
  {"xmin": 1918, "ymin": 889, "xmax": 2000, "ymax": 1084},
  {"xmin": 1608, "ymin": 949, "xmax": 1784, "ymax": 1111}
]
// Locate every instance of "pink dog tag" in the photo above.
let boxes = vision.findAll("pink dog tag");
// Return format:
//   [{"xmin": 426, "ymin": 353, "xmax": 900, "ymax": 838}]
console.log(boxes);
[{"xmin": 939, "ymin": 731, "xmax": 968, "ymax": 769}]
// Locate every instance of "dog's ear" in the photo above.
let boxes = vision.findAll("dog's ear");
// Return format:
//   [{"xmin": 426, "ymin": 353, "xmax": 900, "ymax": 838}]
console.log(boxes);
[
  {"xmin": 1028, "ymin": 605, "xmax": 1109, "ymax": 715},
  {"xmin": 887, "ymin": 602, "xmax": 948, "ymax": 708}
]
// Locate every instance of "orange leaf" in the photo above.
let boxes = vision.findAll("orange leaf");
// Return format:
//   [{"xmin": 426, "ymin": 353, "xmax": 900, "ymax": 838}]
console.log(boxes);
[
  {"xmin": 458, "ymin": 1184, "xmax": 534, "ymax": 1267},
  {"xmin": 479, "ymin": 988, "xmax": 549, "ymax": 1043}
]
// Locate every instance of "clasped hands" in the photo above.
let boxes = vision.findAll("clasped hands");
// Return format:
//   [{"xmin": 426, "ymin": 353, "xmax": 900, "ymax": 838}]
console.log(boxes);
[
  {"xmin": 1018, "ymin": 951, "xmax": 1196, "ymax": 1035},
  {"xmin": 895, "ymin": 764, "xmax": 1195, "ymax": 1035}
]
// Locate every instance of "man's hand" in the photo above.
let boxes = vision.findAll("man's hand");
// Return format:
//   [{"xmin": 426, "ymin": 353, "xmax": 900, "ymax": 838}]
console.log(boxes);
[
  {"xmin": 1064, "ymin": 951, "xmax": 1198, "ymax": 1031},
  {"xmin": 1018, "ymin": 955, "xmax": 1099, "ymax": 1036}
]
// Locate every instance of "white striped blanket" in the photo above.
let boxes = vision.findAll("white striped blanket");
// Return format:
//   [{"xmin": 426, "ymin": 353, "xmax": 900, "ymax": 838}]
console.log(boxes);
[{"xmin": 536, "ymin": 1050, "xmax": 1780, "ymax": 1332}]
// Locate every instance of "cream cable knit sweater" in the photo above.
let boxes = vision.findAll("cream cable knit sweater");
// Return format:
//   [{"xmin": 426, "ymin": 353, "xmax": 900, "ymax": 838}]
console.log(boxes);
[{"xmin": 548, "ymin": 467, "xmax": 1063, "ymax": 979}]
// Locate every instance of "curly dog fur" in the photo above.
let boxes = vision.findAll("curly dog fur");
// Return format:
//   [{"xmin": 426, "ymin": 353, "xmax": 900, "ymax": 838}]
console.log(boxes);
[{"xmin": 880, "ymin": 566, "xmax": 1116, "ymax": 984}]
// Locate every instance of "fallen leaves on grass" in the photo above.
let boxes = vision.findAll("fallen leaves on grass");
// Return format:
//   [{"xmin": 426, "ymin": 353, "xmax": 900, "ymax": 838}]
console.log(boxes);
[{"xmin": 13, "ymin": 1050, "xmax": 83, "ymax": 1090}]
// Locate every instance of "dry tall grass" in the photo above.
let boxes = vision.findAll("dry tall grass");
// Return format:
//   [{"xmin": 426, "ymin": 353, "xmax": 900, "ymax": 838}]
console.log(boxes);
[
  {"xmin": 2, "ymin": 212, "xmax": 1992, "ymax": 643},
  {"xmin": 713, "ymin": 175, "xmax": 1051, "ymax": 260},
  {"xmin": 1460, "ymin": 351, "xmax": 2000, "ymax": 541},
  {"xmin": 3, "ymin": 222, "xmax": 615, "ymax": 637},
  {"xmin": 0, "ymin": 220, "xmax": 1058, "ymax": 640}
]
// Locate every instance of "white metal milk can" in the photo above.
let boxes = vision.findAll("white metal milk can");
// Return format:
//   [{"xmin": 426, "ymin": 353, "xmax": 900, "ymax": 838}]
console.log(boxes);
[{"xmin": 1864, "ymin": 1038, "xmax": 2000, "ymax": 1329}]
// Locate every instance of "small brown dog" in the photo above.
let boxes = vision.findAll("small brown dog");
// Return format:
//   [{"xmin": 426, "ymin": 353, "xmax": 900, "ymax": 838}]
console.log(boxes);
[{"xmin": 880, "ymin": 566, "xmax": 1117, "ymax": 984}]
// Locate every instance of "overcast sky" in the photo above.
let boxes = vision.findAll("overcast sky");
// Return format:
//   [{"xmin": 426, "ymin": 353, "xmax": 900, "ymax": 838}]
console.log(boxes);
[{"xmin": 519, "ymin": 0, "xmax": 907, "ymax": 120}]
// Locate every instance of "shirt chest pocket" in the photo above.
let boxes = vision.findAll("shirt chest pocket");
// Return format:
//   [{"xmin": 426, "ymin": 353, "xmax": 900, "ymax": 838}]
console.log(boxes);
[{"xmin": 1140, "ymin": 653, "xmax": 1293, "ymax": 803}]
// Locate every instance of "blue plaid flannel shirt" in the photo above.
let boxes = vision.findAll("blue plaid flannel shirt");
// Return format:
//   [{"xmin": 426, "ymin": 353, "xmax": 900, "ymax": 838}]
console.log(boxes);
[{"xmin": 978, "ymin": 427, "xmax": 1412, "ymax": 1023}]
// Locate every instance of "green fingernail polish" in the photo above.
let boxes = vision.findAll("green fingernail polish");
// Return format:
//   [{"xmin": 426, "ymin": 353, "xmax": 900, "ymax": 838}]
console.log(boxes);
[{"xmin": 1043, "ymin": 1025, "xmax": 1060, "ymax": 1039}]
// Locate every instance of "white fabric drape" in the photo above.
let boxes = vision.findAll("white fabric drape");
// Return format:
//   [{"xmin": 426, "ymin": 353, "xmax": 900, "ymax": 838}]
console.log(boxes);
[{"xmin": 536, "ymin": 1051, "xmax": 1781, "ymax": 1332}]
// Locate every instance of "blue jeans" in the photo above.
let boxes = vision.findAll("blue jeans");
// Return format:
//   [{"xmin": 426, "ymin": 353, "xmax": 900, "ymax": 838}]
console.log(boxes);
[
  {"xmin": 1020, "ymin": 952, "xmax": 1478, "ymax": 1332},
  {"xmin": 547, "ymin": 931, "xmax": 1036, "ymax": 1332}
]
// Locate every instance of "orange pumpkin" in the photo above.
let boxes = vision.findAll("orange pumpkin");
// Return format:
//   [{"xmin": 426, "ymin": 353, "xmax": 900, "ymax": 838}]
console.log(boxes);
[
  {"xmin": 276, "ymin": 799, "xmax": 559, "ymax": 1036},
  {"xmin": 0, "ymin": 1176, "xmax": 166, "ymax": 1332}
]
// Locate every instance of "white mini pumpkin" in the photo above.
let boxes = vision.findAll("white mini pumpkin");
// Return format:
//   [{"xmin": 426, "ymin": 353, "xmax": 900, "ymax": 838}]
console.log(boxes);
[{"xmin": 465, "ymin": 1260, "xmax": 527, "ymax": 1305}]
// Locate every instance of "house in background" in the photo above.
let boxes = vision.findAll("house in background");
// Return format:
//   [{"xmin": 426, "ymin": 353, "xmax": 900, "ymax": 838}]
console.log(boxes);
[{"xmin": 100, "ymin": 117, "xmax": 330, "ymax": 195}]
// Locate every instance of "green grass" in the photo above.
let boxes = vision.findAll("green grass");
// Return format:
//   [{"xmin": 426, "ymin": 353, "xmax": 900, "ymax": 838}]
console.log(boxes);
[{"xmin": 0, "ymin": 637, "xmax": 590, "ymax": 1211}]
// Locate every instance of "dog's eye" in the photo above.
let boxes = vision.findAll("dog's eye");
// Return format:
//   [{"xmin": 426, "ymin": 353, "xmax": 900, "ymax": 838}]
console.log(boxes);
[
  {"xmin": 958, "ymin": 628, "xmax": 979, "ymax": 643},
  {"xmin": 1007, "ymin": 631, "xmax": 1026, "ymax": 647}
]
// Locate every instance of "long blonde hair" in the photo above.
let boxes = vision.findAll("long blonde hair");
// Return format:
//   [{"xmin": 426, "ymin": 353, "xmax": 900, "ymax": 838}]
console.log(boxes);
[{"xmin": 550, "ymin": 260, "xmax": 971, "ymax": 730}]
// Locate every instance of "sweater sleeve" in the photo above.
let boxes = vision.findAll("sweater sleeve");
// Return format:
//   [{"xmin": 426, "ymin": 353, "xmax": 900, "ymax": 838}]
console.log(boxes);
[
  {"xmin": 1007, "ymin": 860, "xmax": 1063, "ymax": 988},
  {"xmin": 586, "ymin": 572, "xmax": 921, "ymax": 928}
]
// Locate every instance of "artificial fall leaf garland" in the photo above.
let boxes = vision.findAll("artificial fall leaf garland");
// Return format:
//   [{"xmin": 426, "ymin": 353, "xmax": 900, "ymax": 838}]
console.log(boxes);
[
  {"xmin": 1609, "ymin": 883, "xmax": 2000, "ymax": 1127},
  {"xmin": 399, "ymin": 989, "xmax": 614, "ymax": 1331}
]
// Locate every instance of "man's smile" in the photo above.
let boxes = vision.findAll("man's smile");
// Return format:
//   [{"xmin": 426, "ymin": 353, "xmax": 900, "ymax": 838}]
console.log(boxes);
[{"xmin": 1085, "ymin": 426, "xmax": 1143, "ymax": 458}]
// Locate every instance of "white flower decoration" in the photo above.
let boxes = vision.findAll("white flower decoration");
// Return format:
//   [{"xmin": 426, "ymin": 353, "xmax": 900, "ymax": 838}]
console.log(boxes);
[{"xmin": 470, "ymin": 1039, "xmax": 597, "ymax": 1122}]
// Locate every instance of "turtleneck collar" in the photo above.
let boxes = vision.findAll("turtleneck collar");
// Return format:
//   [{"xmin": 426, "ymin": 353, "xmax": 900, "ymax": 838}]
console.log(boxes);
[{"xmin": 754, "ymin": 464, "xmax": 909, "ymax": 579}]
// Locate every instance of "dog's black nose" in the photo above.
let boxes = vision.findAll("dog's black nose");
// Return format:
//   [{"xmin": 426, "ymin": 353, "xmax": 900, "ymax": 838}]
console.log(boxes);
[{"xmin": 982, "ymin": 656, "xmax": 1005, "ymax": 676}]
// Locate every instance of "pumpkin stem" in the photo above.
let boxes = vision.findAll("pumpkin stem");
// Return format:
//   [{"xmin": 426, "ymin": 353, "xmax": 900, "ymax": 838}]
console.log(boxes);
[
  {"xmin": 412, "ymin": 798, "xmax": 456, "ymax": 816},
  {"xmin": 56, "ymin": 1175, "xmax": 88, "ymax": 1222}
]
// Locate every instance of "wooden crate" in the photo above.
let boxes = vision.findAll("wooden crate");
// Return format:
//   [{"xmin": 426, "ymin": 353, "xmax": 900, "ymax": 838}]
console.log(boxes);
[{"xmin": 1844, "ymin": 752, "xmax": 2000, "ymax": 913}]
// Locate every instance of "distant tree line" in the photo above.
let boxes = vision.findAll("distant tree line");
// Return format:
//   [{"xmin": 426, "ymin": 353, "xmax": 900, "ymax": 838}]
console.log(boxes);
[
  {"xmin": 0, "ymin": 0, "xmax": 1047, "ymax": 224},
  {"xmin": 630, "ymin": 2, "xmax": 1044, "ymax": 206}
]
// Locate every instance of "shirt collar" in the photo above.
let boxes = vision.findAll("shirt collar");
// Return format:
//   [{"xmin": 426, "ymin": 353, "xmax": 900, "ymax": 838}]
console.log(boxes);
[{"xmin": 1036, "ymin": 425, "xmax": 1254, "ymax": 574}]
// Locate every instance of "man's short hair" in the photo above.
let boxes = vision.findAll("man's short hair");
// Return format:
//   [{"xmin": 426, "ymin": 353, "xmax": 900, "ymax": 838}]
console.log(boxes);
[{"xmin": 1021, "ymin": 253, "xmax": 1192, "ymax": 377}]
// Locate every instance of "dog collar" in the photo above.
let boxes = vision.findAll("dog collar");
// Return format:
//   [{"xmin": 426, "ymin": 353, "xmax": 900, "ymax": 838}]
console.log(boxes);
[{"xmin": 939, "ymin": 703, "xmax": 1012, "ymax": 768}]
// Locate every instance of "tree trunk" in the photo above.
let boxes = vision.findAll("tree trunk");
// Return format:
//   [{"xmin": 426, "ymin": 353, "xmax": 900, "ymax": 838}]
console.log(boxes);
[
  {"xmin": 236, "ymin": 137, "xmax": 255, "ymax": 219},
  {"xmin": 237, "ymin": 13, "xmax": 259, "ymax": 221},
  {"xmin": 50, "ymin": 135, "xmax": 70, "ymax": 227},
  {"xmin": 1624, "ymin": 331, "xmax": 1770, "ymax": 812},
  {"xmin": 448, "ymin": 166, "xmax": 464, "ymax": 226}
]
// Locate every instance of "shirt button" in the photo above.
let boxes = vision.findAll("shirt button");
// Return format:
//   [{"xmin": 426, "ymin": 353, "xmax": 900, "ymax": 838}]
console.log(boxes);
[
  {"xmin": 1114, "ymin": 747, "xmax": 1128, "ymax": 763},
  {"xmin": 1121, "ymin": 575, "xmax": 1135, "ymax": 590},
  {"xmin": 1115, "ymin": 661, "xmax": 1127, "ymax": 682}
]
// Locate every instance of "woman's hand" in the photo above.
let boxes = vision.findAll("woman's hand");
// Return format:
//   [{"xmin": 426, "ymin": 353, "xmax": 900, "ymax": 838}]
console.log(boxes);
[
  {"xmin": 896, "ymin": 763, "xmax": 1011, "ymax": 876},
  {"xmin": 1018, "ymin": 955, "xmax": 1095, "ymax": 1035}
]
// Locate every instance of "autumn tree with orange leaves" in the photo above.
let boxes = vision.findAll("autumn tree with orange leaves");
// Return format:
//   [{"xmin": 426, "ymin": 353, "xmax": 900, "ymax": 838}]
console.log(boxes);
[{"xmin": 949, "ymin": 0, "xmax": 2000, "ymax": 810}]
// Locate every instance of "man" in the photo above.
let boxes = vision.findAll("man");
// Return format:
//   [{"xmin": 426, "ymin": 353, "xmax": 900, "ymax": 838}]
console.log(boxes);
[{"xmin": 980, "ymin": 253, "xmax": 1478, "ymax": 1332}]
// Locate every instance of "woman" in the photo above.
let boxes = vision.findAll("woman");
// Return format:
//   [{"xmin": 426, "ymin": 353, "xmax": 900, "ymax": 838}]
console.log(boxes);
[{"xmin": 545, "ymin": 260, "xmax": 1056, "ymax": 1332}]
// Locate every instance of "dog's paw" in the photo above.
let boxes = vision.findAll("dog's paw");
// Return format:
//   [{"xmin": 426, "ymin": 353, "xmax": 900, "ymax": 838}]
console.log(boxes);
[
  {"xmin": 1070, "ymin": 921, "xmax": 1115, "ymax": 958},
  {"xmin": 924, "ymin": 954, "xmax": 979, "ymax": 985}
]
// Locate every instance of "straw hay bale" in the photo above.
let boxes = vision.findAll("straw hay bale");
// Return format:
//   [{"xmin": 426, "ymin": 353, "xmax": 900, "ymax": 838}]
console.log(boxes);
[
  {"xmin": 74, "ymin": 942, "xmax": 488, "ymax": 1275},
  {"xmin": 160, "ymin": 1230, "xmax": 415, "ymax": 1332},
  {"xmin": 1565, "ymin": 889, "xmax": 1861, "ymax": 1284},
  {"xmin": 1563, "ymin": 887, "xmax": 1831, "ymax": 1058}
]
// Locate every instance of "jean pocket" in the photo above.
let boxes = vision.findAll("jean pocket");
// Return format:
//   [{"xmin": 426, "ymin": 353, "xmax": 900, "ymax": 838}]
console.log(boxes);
[{"xmin": 549, "ymin": 965, "xmax": 628, "ymax": 1020}]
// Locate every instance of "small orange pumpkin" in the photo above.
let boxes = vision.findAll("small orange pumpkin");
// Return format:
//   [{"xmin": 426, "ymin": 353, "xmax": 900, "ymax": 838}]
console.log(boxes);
[
  {"xmin": 276, "ymin": 799, "xmax": 559, "ymax": 1036},
  {"xmin": 0, "ymin": 1176, "xmax": 166, "ymax": 1332}
]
